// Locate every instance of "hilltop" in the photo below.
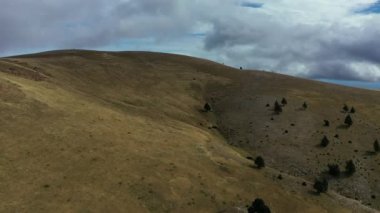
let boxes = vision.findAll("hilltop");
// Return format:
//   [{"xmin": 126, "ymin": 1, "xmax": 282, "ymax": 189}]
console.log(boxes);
[{"xmin": 0, "ymin": 50, "xmax": 378, "ymax": 212}]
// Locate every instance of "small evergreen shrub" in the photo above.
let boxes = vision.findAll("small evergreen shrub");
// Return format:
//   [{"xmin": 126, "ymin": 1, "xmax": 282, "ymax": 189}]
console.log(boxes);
[
  {"xmin": 313, "ymin": 179, "xmax": 328, "ymax": 194},
  {"xmin": 255, "ymin": 156, "xmax": 265, "ymax": 169},
  {"xmin": 247, "ymin": 198, "xmax": 271, "ymax": 213}
]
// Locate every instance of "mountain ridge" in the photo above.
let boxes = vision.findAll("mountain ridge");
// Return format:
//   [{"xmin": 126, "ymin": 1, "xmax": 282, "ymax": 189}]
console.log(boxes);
[{"xmin": 0, "ymin": 50, "xmax": 377, "ymax": 212}]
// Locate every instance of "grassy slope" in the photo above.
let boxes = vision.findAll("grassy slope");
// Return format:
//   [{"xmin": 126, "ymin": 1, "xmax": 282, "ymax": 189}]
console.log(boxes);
[
  {"xmin": 0, "ymin": 50, "xmax": 375, "ymax": 212},
  {"xmin": 207, "ymin": 70, "xmax": 380, "ymax": 210}
]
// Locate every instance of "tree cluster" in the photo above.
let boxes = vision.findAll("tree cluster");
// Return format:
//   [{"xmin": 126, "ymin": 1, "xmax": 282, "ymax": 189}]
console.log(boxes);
[
  {"xmin": 328, "ymin": 164, "xmax": 341, "ymax": 177},
  {"xmin": 248, "ymin": 198, "xmax": 271, "ymax": 213},
  {"xmin": 274, "ymin": 101, "xmax": 282, "ymax": 114},
  {"xmin": 313, "ymin": 179, "xmax": 328, "ymax": 194}
]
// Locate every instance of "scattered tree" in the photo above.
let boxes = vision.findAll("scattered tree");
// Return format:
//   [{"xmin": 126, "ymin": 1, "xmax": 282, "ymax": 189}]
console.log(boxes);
[
  {"xmin": 248, "ymin": 198, "xmax": 271, "ymax": 213},
  {"xmin": 302, "ymin": 102, "xmax": 308, "ymax": 110},
  {"xmin": 265, "ymin": 103, "xmax": 270, "ymax": 107},
  {"xmin": 281, "ymin": 98, "xmax": 287, "ymax": 105},
  {"xmin": 374, "ymin": 139, "xmax": 380, "ymax": 153},
  {"xmin": 345, "ymin": 160, "xmax": 356, "ymax": 176},
  {"xmin": 255, "ymin": 156, "xmax": 265, "ymax": 169},
  {"xmin": 328, "ymin": 164, "xmax": 341, "ymax": 177},
  {"xmin": 274, "ymin": 101, "xmax": 282, "ymax": 114},
  {"xmin": 204, "ymin": 103, "xmax": 211, "ymax": 112},
  {"xmin": 313, "ymin": 179, "xmax": 328, "ymax": 194},
  {"xmin": 320, "ymin": 136, "xmax": 329, "ymax": 147},
  {"xmin": 323, "ymin": 120, "xmax": 330, "ymax": 127},
  {"xmin": 343, "ymin": 104, "xmax": 349, "ymax": 112},
  {"xmin": 344, "ymin": 114, "xmax": 353, "ymax": 127},
  {"xmin": 240, "ymin": 67, "xmax": 243, "ymax": 70},
  {"xmin": 350, "ymin": 107, "xmax": 356, "ymax": 113}
]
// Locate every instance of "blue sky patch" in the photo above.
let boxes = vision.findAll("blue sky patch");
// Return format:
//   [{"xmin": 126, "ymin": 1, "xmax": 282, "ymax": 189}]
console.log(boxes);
[
  {"xmin": 241, "ymin": 2, "xmax": 263, "ymax": 9},
  {"xmin": 356, "ymin": 1, "xmax": 380, "ymax": 14}
]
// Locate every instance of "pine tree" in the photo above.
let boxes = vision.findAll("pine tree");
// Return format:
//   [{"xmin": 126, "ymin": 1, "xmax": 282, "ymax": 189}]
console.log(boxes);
[
  {"xmin": 204, "ymin": 103, "xmax": 211, "ymax": 112},
  {"xmin": 248, "ymin": 198, "xmax": 271, "ymax": 213},
  {"xmin": 274, "ymin": 101, "xmax": 282, "ymax": 114},
  {"xmin": 302, "ymin": 102, "xmax": 308, "ymax": 109},
  {"xmin": 323, "ymin": 120, "xmax": 330, "ymax": 127},
  {"xmin": 328, "ymin": 164, "xmax": 341, "ymax": 177},
  {"xmin": 255, "ymin": 156, "xmax": 265, "ymax": 169},
  {"xmin": 281, "ymin": 98, "xmax": 287, "ymax": 105},
  {"xmin": 374, "ymin": 139, "xmax": 380, "ymax": 153},
  {"xmin": 320, "ymin": 136, "xmax": 329, "ymax": 147},
  {"xmin": 350, "ymin": 107, "xmax": 356, "ymax": 113},
  {"xmin": 343, "ymin": 104, "xmax": 349, "ymax": 112},
  {"xmin": 344, "ymin": 114, "xmax": 353, "ymax": 127},
  {"xmin": 313, "ymin": 179, "xmax": 328, "ymax": 194},
  {"xmin": 345, "ymin": 160, "xmax": 356, "ymax": 176}
]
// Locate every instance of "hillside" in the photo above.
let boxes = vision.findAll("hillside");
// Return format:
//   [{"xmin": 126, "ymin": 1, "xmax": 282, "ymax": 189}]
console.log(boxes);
[
  {"xmin": 0, "ymin": 50, "xmax": 377, "ymax": 212},
  {"xmin": 207, "ymin": 69, "xmax": 380, "ymax": 210}
]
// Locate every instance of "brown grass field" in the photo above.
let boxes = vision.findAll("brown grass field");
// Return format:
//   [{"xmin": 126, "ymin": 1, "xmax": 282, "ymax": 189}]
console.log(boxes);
[{"xmin": 0, "ymin": 50, "xmax": 379, "ymax": 212}]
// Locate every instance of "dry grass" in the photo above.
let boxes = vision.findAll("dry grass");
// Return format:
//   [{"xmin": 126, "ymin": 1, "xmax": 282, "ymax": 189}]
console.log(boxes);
[{"xmin": 0, "ymin": 50, "xmax": 376, "ymax": 212}]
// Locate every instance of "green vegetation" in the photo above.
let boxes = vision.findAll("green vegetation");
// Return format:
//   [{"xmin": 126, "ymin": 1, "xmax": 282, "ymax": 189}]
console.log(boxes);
[
  {"xmin": 248, "ymin": 198, "xmax": 271, "ymax": 213},
  {"xmin": 302, "ymin": 102, "xmax": 308, "ymax": 109},
  {"xmin": 343, "ymin": 104, "xmax": 349, "ymax": 112},
  {"xmin": 345, "ymin": 160, "xmax": 356, "ymax": 176},
  {"xmin": 313, "ymin": 179, "xmax": 328, "ymax": 194},
  {"xmin": 320, "ymin": 136, "xmax": 330, "ymax": 147},
  {"xmin": 204, "ymin": 103, "xmax": 211, "ymax": 112},
  {"xmin": 374, "ymin": 139, "xmax": 380, "ymax": 153},
  {"xmin": 344, "ymin": 114, "xmax": 353, "ymax": 127},
  {"xmin": 255, "ymin": 156, "xmax": 265, "ymax": 169},
  {"xmin": 328, "ymin": 164, "xmax": 341, "ymax": 177},
  {"xmin": 281, "ymin": 98, "xmax": 287, "ymax": 105},
  {"xmin": 274, "ymin": 101, "xmax": 282, "ymax": 114}
]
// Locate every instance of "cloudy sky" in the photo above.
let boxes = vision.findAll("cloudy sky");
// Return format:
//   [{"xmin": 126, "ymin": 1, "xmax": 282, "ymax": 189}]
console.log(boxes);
[{"xmin": 1, "ymin": 0, "xmax": 380, "ymax": 81}]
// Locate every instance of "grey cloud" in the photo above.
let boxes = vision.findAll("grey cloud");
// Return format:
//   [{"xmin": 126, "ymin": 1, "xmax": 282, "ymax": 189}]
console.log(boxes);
[
  {"xmin": 307, "ymin": 62, "xmax": 364, "ymax": 81},
  {"xmin": 1, "ymin": 0, "xmax": 380, "ymax": 81},
  {"xmin": 0, "ymin": 0, "xmax": 195, "ymax": 55},
  {"xmin": 203, "ymin": 13, "xmax": 380, "ymax": 81}
]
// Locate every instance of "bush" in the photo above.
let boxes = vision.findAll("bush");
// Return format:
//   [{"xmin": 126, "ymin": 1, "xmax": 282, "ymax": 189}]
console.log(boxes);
[
  {"xmin": 204, "ymin": 103, "xmax": 211, "ymax": 112},
  {"xmin": 247, "ymin": 198, "xmax": 271, "ymax": 213},
  {"xmin": 328, "ymin": 164, "xmax": 341, "ymax": 177},
  {"xmin": 281, "ymin": 98, "xmax": 287, "ymax": 105},
  {"xmin": 302, "ymin": 102, "xmax": 308, "ymax": 109},
  {"xmin": 320, "ymin": 136, "xmax": 329, "ymax": 147},
  {"xmin": 323, "ymin": 120, "xmax": 330, "ymax": 127},
  {"xmin": 274, "ymin": 101, "xmax": 282, "ymax": 114},
  {"xmin": 345, "ymin": 160, "xmax": 356, "ymax": 176},
  {"xmin": 343, "ymin": 104, "xmax": 349, "ymax": 112},
  {"xmin": 344, "ymin": 114, "xmax": 353, "ymax": 127},
  {"xmin": 255, "ymin": 156, "xmax": 265, "ymax": 169},
  {"xmin": 374, "ymin": 139, "xmax": 380, "ymax": 153},
  {"xmin": 313, "ymin": 179, "xmax": 328, "ymax": 194}
]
